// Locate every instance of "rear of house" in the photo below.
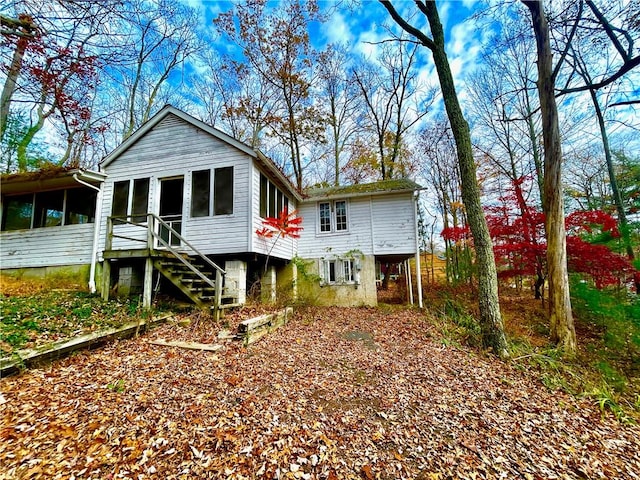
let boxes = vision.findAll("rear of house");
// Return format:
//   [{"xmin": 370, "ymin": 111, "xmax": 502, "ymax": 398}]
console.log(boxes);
[
  {"xmin": 1, "ymin": 107, "xmax": 423, "ymax": 310},
  {"xmin": 296, "ymin": 180, "xmax": 423, "ymax": 307}
]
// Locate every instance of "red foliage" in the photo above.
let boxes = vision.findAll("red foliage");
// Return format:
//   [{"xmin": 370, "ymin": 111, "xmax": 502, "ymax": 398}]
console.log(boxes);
[
  {"xmin": 566, "ymin": 237, "xmax": 634, "ymax": 289},
  {"xmin": 441, "ymin": 225, "xmax": 471, "ymax": 243},
  {"xmin": 256, "ymin": 208, "xmax": 304, "ymax": 240},
  {"xmin": 444, "ymin": 176, "xmax": 636, "ymax": 290}
]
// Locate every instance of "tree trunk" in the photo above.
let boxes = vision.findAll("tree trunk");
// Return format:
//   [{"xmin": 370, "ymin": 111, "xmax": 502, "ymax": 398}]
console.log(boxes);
[
  {"xmin": 0, "ymin": 39, "xmax": 27, "ymax": 142},
  {"xmin": 522, "ymin": 0, "xmax": 576, "ymax": 356},
  {"xmin": 589, "ymin": 87, "xmax": 634, "ymax": 259},
  {"xmin": 422, "ymin": 4, "xmax": 509, "ymax": 358}
]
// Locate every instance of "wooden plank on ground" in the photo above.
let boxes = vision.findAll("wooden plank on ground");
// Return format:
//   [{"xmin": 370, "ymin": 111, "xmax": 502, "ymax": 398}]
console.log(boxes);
[
  {"xmin": 0, "ymin": 314, "xmax": 173, "ymax": 378},
  {"xmin": 238, "ymin": 307, "xmax": 293, "ymax": 346},
  {"xmin": 150, "ymin": 339, "xmax": 223, "ymax": 352}
]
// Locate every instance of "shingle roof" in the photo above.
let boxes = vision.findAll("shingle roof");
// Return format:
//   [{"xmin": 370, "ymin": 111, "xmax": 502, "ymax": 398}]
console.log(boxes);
[{"xmin": 303, "ymin": 178, "xmax": 422, "ymax": 201}]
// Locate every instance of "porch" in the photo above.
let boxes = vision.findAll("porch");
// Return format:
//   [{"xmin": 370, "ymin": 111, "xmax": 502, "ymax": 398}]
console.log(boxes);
[{"xmin": 102, "ymin": 214, "xmax": 241, "ymax": 319}]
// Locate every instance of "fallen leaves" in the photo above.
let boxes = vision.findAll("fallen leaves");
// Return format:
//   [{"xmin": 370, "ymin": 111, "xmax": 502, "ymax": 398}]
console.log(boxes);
[{"xmin": 1, "ymin": 306, "xmax": 639, "ymax": 479}]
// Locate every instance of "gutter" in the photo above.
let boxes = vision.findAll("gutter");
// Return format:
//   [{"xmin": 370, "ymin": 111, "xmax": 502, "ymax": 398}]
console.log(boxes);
[{"xmin": 73, "ymin": 171, "xmax": 104, "ymax": 294}]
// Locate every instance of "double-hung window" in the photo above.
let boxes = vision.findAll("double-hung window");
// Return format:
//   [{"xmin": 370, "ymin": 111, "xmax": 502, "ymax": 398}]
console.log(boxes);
[{"xmin": 318, "ymin": 200, "xmax": 348, "ymax": 233}]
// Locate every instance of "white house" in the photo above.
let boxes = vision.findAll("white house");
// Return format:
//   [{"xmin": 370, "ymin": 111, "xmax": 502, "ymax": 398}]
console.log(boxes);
[
  {"xmin": 296, "ymin": 180, "xmax": 423, "ymax": 307},
  {"xmin": 1, "ymin": 106, "xmax": 422, "ymax": 310}
]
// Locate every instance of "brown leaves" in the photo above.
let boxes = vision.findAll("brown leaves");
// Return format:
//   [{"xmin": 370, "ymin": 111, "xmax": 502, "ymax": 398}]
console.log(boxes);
[{"xmin": 1, "ymin": 306, "xmax": 639, "ymax": 479}]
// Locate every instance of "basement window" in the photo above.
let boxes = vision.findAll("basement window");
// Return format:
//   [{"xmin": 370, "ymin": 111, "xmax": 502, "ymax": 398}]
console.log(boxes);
[{"xmin": 320, "ymin": 257, "xmax": 358, "ymax": 285}]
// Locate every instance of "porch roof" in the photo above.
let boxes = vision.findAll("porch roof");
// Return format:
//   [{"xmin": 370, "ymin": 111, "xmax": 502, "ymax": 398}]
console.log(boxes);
[{"xmin": 0, "ymin": 167, "xmax": 106, "ymax": 195}]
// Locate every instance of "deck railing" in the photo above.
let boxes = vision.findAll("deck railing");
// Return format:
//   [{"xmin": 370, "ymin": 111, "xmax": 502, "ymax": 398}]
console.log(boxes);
[{"xmin": 105, "ymin": 213, "xmax": 225, "ymax": 309}]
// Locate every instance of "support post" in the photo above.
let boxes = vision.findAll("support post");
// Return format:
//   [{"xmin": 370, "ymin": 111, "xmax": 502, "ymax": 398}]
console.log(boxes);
[
  {"xmin": 143, "ymin": 256, "xmax": 153, "ymax": 309},
  {"xmin": 102, "ymin": 260, "xmax": 111, "ymax": 301},
  {"xmin": 406, "ymin": 259, "xmax": 414, "ymax": 305},
  {"xmin": 213, "ymin": 269, "xmax": 223, "ymax": 322}
]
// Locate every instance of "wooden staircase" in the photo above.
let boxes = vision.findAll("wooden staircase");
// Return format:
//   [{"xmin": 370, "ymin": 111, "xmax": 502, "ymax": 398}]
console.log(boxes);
[
  {"xmin": 153, "ymin": 254, "xmax": 240, "ymax": 311},
  {"xmin": 104, "ymin": 213, "xmax": 240, "ymax": 318}
]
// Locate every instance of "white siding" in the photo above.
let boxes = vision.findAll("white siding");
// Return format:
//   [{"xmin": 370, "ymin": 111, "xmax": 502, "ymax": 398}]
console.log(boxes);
[
  {"xmin": 249, "ymin": 165, "xmax": 297, "ymax": 261},
  {"xmin": 370, "ymin": 194, "xmax": 416, "ymax": 255},
  {"xmin": 1, "ymin": 224, "xmax": 95, "ymax": 269},
  {"xmin": 298, "ymin": 192, "xmax": 416, "ymax": 258},
  {"xmin": 99, "ymin": 114, "xmax": 253, "ymax": 257}
]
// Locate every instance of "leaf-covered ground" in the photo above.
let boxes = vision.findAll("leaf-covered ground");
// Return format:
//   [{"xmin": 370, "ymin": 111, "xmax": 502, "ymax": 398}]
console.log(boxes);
[{"xmin": 1, "ymin": 306, "xmax": 639, "ymax": 479}]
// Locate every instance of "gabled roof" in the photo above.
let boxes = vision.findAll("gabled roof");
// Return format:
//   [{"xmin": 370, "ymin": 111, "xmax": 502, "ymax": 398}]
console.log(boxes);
[
  {"xmin": 1, "ymin": 167, "xmax": 106, "ymax": 195},
  {"xmin": 303, "ymin": 178, "xmax": 422, "ymax": 202},
  {"xmin": 100, "ymin": 105, "xmax": 302, "ymax": 201}
]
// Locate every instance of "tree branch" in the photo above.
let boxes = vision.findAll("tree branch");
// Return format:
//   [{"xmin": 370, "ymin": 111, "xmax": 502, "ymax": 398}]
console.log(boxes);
[{"xmin": 378, "ymin": 1, "xmax": 435, "ymax": 51}]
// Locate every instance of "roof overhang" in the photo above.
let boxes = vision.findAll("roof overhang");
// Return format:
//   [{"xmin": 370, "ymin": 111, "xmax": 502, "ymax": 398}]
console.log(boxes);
[
  {"xmin": 99, "ymin": 104, "xmax": 302, "ymax": 202},
  {"xmin": 302, "ymin": 179, "xmax": 423, "ymax": 203},
  {"xmin": 0, "ymin": 169, "xmax": 106, "ymax": 196}
]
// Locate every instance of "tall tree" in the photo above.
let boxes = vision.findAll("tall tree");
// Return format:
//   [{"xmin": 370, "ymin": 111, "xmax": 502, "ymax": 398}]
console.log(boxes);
[
  {"xmin": 317, "ymin": 43, "xmax": 362, "ymax": 185},
  {"xmin": 353, "ymin": 41, "xmax": 434, "ymax": 180},
  {"xmin": 521, "ymin": 0, "xmax": 576, "ymax": 355},
  {"xmin": 118, "ymin": 0, "xmax": 202, "ymax": 140},
  {"xmin": 214, "ymin": 0, "xmax": 324, "ymax": 189},
  {"xmin": 380, "ymin": 0, "xmax": 509, "ymax": 359}
]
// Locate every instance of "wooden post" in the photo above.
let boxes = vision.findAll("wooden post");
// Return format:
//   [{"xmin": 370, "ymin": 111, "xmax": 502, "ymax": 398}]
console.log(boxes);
[
  {"xmin": 213, "ymin": 269, "xmax": 223, "ymax": 322},
  {"xmin": 407, "ymin": 260, "xmax": 413, "ymax": 305},
  {"xmin": 143, "ymin": 256, "xmax": 153, "ymax": 309},
  {"xmin": 147, "ymin": 213, "xmax": 154, "ymax": 251},
  {"xmin": 102, "ymin": 260, "xmax": 111, "ymax": 301},
  {"xmin": 102, "ymin": 216, "xmax": 114, "ymax": 301}
]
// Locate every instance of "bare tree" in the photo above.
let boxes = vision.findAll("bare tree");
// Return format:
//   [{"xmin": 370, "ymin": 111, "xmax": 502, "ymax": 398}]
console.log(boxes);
[
  {"xmin": 353, "ymin": 40, "xmax": 435, "ymax": 180},
  {"xmin": 380, "ymin": 0, "xmax": 509, "ymax": 359},
  {"xmin": 214, "ymin": 0, "xmax": 324, "ymax": 189},
  {"xmin": 317, "ymin": 43, "xmax": 362, "ymax": 185}
]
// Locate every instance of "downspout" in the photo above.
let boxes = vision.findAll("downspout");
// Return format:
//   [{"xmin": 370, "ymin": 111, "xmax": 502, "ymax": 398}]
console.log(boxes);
[
  {"xmin": 73, "ymin": 172, "xmax": 103, "ymax": 293},
  {"xmin": 414, "ymin": 192, "xmax": 423, "ymax": 308}
]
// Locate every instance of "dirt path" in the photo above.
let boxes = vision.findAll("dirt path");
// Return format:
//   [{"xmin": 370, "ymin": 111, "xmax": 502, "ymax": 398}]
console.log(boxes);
[{"xmin": 1, "ymin": 306, "xmax": 639, "ymax": 479}]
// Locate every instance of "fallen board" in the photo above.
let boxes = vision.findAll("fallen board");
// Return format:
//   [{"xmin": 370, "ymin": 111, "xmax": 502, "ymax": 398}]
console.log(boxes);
[
  {"xmin": 0, "ymin": 314, "xmax": 173, "ymax": 378},
  {"xmin": 150, "ymin": 339, "xmax": 223, "ymax": 352}
]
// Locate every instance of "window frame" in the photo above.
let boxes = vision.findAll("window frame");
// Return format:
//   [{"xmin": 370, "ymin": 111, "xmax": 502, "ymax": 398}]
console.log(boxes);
[
  {"xmin": 111, "ymin": 177, "xmax": 150, "ymax": 223},
  {"xmin": 317, "ymin": 199, "xmax": 349, "ymax": 234},
  {"xmin": 319, "ymin": 256, "xmax": 359, "ymax": 286}
]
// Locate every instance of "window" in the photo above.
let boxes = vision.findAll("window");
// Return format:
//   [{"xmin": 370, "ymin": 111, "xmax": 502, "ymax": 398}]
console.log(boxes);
[
  {"xmin": 132, "ymin": 178, "xmax": 149, "ymax": 222},
  {"xmin": 65, "ymin": 188, "xmax": 97, "ymax": 224},
  {"xmin": 320, "ymin": 257, "xmax": 358, "ymax": 285},
  {"xmin": 191, "ymin": 169, "xmax": 210, "ymax": 217},
  {"xmin": 259, "ymin": 173, "xmax": 289, "ymax": 218},
  {"xmin": 111, "ymin": 178, "xmax": 149, "ymax": 222},
  {"xmin": 319, "ymin": 202, "xmax": 331, "ymax": 232},
  {"xmin": 214, "ymin": 166, "xmax": 233, "ymax": 215},
  {"xmin": 1, "ymin": 187, "xmax": 97, "ymax": 231},
  {"xmin": 2, "ymin": 194, "xmax": 33, "ymax": 231},
  {"xmin": 318, "ymin": 200, "xmax": 348, "ymax": 233},
  {"xmin": 190, "ymin": 167, "xmax": 234, "ymax": 218},
  {"xmin": 112, "ymin": 181, "xmax": 129, "ymax": 218}
]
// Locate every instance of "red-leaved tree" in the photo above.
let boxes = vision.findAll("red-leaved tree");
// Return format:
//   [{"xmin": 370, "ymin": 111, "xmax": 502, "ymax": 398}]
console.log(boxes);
[
  {"xmin": 446, "ymin": 177, "xmax": 637, "ymax": 297},
  {"xmin": 256, "ymin": 207, "xmax": 303, "ymax": 274}
]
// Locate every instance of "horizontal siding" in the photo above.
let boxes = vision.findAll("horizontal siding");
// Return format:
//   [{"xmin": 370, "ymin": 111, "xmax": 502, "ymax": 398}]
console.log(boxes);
[
  {"xmin": 297, "ymin": 197, "xmax": 374, "ymax": 257},
  {"xmin": 298, "ymin": 192, "xmax": 417, "ymax": 258},
  {"xmin": 99, "ymin": 114, "xmax": 254, "ymax": 256},
  {"xmin": 1, "ymin": 224, "xmax": 95, "ymax": 269},
  {"xmin": 371, "ymin": 193, "xmax": 416, "ymax": 255},
  {"xmin": 250, "ymin": 166, "xmax": 297, "ymax": 260}
]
